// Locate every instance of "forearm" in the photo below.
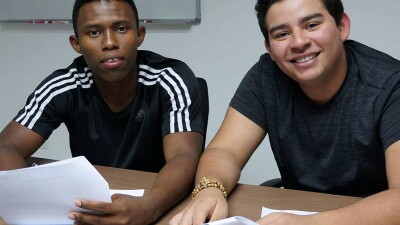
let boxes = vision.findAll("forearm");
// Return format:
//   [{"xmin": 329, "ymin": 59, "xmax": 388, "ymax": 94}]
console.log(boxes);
[
  {"xmin": 0, "ymin": 121, "xmax": 44, "ymax": 170},
  {"xmin": 143, "ymin": 152, "xmax": 199, "ymax": 223},
  {"xmin": 311, "ymin": 188, "xmax": 400, "ymax": 225},
  {"xmin": 0, "ymin": 145, "xmax": 27, "ymax": 170},
  {"xmin": 195, "ymin": 146, "xmax": 242, "ymax": 195}
]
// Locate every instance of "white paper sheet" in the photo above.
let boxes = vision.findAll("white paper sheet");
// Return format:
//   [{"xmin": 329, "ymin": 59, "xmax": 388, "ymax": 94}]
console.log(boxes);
[
  {"xmin": 261, "ymin": 206, "xmax": 318, "ymax": 217},
  {"xmin": 110, "ymin": 189, "xmax": 144, "ymax": 196},
  {"xmin": 205, "ymin": 216, "xmax": 258, "ymax": 225},
  {"xmin": 201, "ymin": 206, "xmax": 318, "ymax": 225},
  {"xmin": 0, "ymin": 156, "xmax": 143, "ymax": 225}
]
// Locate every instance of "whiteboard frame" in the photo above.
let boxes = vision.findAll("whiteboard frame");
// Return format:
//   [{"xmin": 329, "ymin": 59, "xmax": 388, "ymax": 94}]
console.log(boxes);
[{"xmin": 0, "ymin": 0, "xmax": 201, "ymax": 24}]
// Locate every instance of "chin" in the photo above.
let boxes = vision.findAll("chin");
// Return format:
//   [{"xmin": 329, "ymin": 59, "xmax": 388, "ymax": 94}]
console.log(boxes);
[{"xmin": 293, "ymin": 70, "xmax": 324, "ymax": 82}]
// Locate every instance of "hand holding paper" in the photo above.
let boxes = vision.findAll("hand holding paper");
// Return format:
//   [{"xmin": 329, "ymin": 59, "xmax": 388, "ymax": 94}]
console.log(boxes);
[
  {"xmin": 0, "ymin": 156, "xmax": 144, "ymax": 225},
  {"xmin": 67, "ymin": 191, "xmax": 149, "ymax": 224}
]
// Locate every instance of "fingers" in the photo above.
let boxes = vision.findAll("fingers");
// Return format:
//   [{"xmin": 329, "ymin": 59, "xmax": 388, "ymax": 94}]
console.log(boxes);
[
  {"xmin": 68, "ymin": 211, "xmax": 122, "ymax": 225},
  {"xmin": 180, "ymin": 203, "xmax": 204, "ymax": 225},
  {"xmin": 208, "ymin": 199, "xmax": 228, "ymax": 223},
  {"xmin": 192, "ymin": 205, "xmax": 212, "ymax": 225},
  {"xmin": 169, "ymin": 210, "xmax": 184, "ymax": 225},
  {"xmin": 169, "ymin": 188, "xmax": 229, "ymax": 225},
  {"xmin": 68, "ymin": 212, "xmax": 103, "ymax": 225},
  {"xmin": 68, "ymin": 195, "xmax": 140, "ymax": 225},
  {"xmin": 170, "ymin": 201, "xmax": 203, "ymax": 225},
  {"xmin": 74, "ymin": 199, "xmax": 112, "ymax": 214},
  {"xmin": 68, "ymin": 199, "xmax": 115, "ymax": 225}
]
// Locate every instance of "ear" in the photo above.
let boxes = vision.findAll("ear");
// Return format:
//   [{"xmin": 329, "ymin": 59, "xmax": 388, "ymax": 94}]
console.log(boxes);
[
  {"xmin": 264, "ymin": 39, "xmax": 276, "ymax": 61},
  {"xmin": 69, "ymin": 35, "xmax": 82, "ymax": 54},
  {"xmin": 338, "ymin": 12, "xmax": 351, "ymax": 41},
  {"xmin": 264, "ymin": 39, "xmax": 270, "ymax": 52},
  {"xmin": 137, "ymin": 26, "xmax": 146, "ymax": 47}
]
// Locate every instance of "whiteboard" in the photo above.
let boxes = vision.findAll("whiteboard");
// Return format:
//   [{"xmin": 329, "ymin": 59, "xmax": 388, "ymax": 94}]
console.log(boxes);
[{"xmin": 0, "ymin": 0, "xmax": 201, "ymax": 24}]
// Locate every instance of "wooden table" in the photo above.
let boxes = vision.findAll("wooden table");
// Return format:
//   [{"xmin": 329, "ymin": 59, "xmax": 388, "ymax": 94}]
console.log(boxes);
[{"xmin": 0, "ymin": 159, "xmax": 361, "ymax": 224}]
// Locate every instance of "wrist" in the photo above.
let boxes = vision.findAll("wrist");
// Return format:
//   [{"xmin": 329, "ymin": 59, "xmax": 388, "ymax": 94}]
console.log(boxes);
[
  {"xmin": 137, "ymin": 194, "xmax": 163, "ymax": 224},
  {"xmin": 191, "ymin": 177, "xmax": 228, "ymax": 199}
]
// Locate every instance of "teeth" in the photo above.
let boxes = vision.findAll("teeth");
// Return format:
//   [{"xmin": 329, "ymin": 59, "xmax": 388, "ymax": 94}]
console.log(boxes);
[
  {"xmin": 295, "ymin": 54, "xmax": 316, "ymax": 63},
  {"xmin": 105, "ymin": 58, "xmax": 119, "ymax": 63}
]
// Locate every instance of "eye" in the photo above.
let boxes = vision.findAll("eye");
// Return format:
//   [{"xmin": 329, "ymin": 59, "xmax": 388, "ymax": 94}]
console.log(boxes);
[
  {"xmin": 89, "ymin": 30, "xmax": 100, "ymax": 37},
  {"xmin": 117, "ymin": 25, "xmax": 128, "ymax": 33},
  {"xmin": 305, "ymin": 22, "xmax": 319, "ymax": 30},
  {"xmin": 273, "ymin": 31, "xmax": 290, "ymax": 40}
]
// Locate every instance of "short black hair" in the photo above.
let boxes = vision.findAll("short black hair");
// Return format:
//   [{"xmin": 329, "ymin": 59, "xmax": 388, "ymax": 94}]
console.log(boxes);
[
  {"xmin": 255, "ymin": 0, "xmax": 344, "ymax": 45},
  {"xmin": 72, "ymin": 0, "xmax": 139, "ymax": 37}
]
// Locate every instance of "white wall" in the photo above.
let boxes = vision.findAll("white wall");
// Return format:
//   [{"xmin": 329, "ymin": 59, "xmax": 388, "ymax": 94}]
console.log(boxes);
[{"xmin": 1, "ymin": 0, "xmax": 400, "ymax": 185}]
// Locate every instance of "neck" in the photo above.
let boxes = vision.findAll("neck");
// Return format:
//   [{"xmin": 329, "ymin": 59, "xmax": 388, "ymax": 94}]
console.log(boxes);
[
  {"xmin": 95, "ymin": 76, "xmax": 138, "ymax": 113},
  {"xmin": 300, "ymin": 72, "xmax": 346, "ymax": 105}
]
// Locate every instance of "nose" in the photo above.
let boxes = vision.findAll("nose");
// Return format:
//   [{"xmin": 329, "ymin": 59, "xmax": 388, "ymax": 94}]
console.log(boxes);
[
  {"xmin": 102, "ymin": 30, "xmax": 119, "ymax": 51},
  {"xmin": 290, "ymin": 29, "xmax": 310, "ymax": 52}
]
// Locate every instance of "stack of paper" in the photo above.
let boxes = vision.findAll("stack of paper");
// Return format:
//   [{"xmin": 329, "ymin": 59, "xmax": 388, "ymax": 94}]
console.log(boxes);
[{"xmin": 0, "ymin": 156, "xmax": 111, "ymax": 225}]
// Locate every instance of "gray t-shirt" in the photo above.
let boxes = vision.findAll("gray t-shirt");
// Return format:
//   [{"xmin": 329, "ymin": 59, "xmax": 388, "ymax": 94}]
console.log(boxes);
[{"xmin": 230, "ymin": 40, "xmax": 400, "ymax": 196}]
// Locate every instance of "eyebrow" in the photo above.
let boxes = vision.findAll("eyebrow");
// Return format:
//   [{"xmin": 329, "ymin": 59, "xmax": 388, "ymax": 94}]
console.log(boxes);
[
  {"xmin": 268, "ymin": 13, "xmax": 324, "ymax": 35},
  {"xmin": 82, "ymin": 19, "xmax": 131, "ymax": 30},
  {"xmin": 299, "ymin": 13, "xmax": 324, "ymax": 25},
  {"xmin": 82, "ymin": 24, "xmax": 100, "ymax": 31},
  {"xmin": 268, "ymin": 23, "xmax": 289, "ymax": 36}
]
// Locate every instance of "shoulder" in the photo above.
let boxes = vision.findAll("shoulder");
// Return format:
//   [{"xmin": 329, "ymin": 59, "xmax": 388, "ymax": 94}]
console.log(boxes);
[
  {"xmin": 31, "ymin": 55, "xmax": 95, "ymax": 107},
  {"xmin": 138, "ymin": 50, "xmax": 194, "ymax": 76},
  {"xmin": 346, "ymin": 40, "xmax": 400, "ymax": 67},
  {"xmin": 14, "ymin": 56, "xmax": 95, "ymax": 129},
  {"xmin": 137, "ymin": 50, "xmax": 197, "ymax": 87},
  {"xmin": 346, "ymin": 40, "xmax": 400, "ymax": 89},
  {"xmin": 243, "ymin": 52, "xmax": 288, "ymax": 85},
  {"xmin": 38, "ymin": 56, "xmax": 94, "ymax": 90},
  {"xmin": 39, "ymin": 55, "xmax": 92, "ymax": 84},
  {"xmin": 247, "ymin": 53, "xmax": 283, "ymax": 77}
]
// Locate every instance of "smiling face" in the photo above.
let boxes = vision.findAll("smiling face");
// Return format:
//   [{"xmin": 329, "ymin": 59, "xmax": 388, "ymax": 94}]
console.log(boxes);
[
  {"xmin": 69, "ymin": 0, "xmax": 145, "ymax": 84},
  {"xmin": 265, "ymin": 0, "xmax": 350, "ymax": 89}
]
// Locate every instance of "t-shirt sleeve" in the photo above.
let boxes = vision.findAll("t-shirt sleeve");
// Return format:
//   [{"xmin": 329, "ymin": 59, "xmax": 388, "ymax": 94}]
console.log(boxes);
[
  {"xmin": 160, "ymin": 61, "xmax": 204, "ymax": 137},
  {"xmin": 229, "ymin": 61, "xmax": 267, "ymax": 131},
  {"xmin": 13, "ymin": 74, "xmax": 65, "ymax": 139},
  {"xmin": 379, "ymin": 74, "xmax": 400, "ymax": 150}
]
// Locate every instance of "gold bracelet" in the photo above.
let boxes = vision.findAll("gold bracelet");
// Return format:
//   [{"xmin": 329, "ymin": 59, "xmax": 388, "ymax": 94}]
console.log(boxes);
[{"xmin": 191, "ymin": 177, "xmax": 227, "ymax": 199}]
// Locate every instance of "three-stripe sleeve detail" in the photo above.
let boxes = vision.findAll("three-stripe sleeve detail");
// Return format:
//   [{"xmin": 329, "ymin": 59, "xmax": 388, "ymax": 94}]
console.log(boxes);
[
  {"xmin": 15, "ymin": 68, "xmax": 93, "ymax": 129},
  {"xmin": 138, "ymin": 64, "xmax": 192, "ymax": 133}
]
